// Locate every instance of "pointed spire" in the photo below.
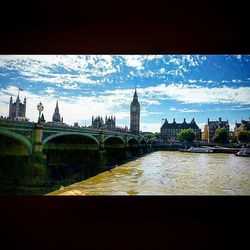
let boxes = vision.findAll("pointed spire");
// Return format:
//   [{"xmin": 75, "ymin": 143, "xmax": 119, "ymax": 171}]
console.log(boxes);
[{"xmin": 133, "ymin": 86, "xmax": 138, "ymax": 98}]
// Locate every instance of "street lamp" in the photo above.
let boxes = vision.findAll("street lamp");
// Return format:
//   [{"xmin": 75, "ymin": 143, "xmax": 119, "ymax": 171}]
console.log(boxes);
[{"xmin": 37, "ymin": 101, "xmax": 44, "ymax": 123}]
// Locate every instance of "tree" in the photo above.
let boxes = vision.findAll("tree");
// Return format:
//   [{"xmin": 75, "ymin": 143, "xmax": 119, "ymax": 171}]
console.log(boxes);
[
  {"xmin": 143, "ymin": 132, "xmax": 160, "ymax": 140},
  {"xmin": 213, "ymin": 128, "xmax": 229, "ymax": 143},
  {"xmin": 177, "ymin": 128, "xmax": 196, "ymax": 142},
  {"xmin": 237, "ymin": 130, "xmax": 250, "ymax": 143}
]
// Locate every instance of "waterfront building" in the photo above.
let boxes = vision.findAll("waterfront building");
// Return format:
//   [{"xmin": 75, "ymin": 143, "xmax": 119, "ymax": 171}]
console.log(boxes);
[
  {"xmin": 130, "ymin": 88, "xmax": 140, "ymax": 135},
  {"xmin": 201, "ymin": 124, "xmax": 209, "ymax": 142},
  {"xmin": 8, "ymin": 94, "xmax": 26, "ymax": 120},
  {"xmin": 234, "ymin": 118, "xmax": 250, "ymax": 136},
  {"xmin": 204, "ymin": 117, "xmax": 230, "ymax": 143},
  {"xmin": 160, "ymin": 118, "xmax": 201, "ymax": 142}
]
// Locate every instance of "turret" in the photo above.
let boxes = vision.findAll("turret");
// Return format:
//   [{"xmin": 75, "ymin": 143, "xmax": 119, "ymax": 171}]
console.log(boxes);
[
  {"xmin": 183, "ymin": 118, "xmax": 186, "ymax": 123},
  {"xmin": 173, "ymin": 118, "xmax": 176, "ymax": 123}
]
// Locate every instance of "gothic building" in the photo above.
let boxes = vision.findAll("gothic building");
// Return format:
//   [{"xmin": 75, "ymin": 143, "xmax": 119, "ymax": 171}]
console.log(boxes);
[
  {"xmin": 8, "ymin": 94, "xmax": 26, "ymax": 120},
  {"xmin": 130, "ymin": 88, "xmax": 140, "ymax": 135},
  {"xmin": 160, "ymin": 118, "xmax": 201, "ymax": 142},
  {"xmin": 91, "ymin": 115, "xmax": 128, "ymax": 132},
  {"xmin": 91, "ymin": 115, "xmax": 115, "ymax": 129},
  {"xmin": 52, "ymin": 101, "xmax": 63, "ymax": 122},
  {"xmin": 203, "ymin": 117, "xmax": 230, "ymax": 143},
  {"xmin": 46, "ymin": 101, "xmax": 66, "ymax": 126},
  {"xmin": 234, "ymin": 118, "xmax": 250, "ymax": 136}
]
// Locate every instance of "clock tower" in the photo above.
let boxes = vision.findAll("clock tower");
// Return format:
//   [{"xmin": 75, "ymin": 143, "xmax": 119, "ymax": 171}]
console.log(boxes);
[{"xmin": 130, "ymin": 88, "xmax": 140, "ymax": 135}]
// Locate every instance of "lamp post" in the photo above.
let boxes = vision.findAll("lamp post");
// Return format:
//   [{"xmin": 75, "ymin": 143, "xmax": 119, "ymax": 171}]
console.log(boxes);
[{"xmin": 37, "ymin": 102, "xmax": 44, "ymax": 123}]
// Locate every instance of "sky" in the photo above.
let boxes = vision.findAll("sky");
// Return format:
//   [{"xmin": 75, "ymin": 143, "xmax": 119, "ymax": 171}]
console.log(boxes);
[{"xmin": 0, "ymin": 55, "xmax": 250, "ymax": 132}]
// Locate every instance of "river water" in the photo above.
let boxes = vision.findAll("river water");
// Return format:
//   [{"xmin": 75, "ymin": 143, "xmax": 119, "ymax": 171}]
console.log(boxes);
[{"xmin": 49, "ymin": 151, "xmax": 250, "ymax": 195}]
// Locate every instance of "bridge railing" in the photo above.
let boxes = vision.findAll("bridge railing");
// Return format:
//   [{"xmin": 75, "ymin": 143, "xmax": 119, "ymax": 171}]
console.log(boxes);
[
  {"xmin": 0, "ymin": 118, "xmax": 150, "ymax": 140},
  {"xmin": 0, "ymin": 118, "xmax": 35, "ymax": 128}
]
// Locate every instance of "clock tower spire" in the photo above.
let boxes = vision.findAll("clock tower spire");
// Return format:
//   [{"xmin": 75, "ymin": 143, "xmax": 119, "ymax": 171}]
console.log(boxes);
[{"xmin": 130, "ymin": 87, "xmax": 140, "ymax": 135}]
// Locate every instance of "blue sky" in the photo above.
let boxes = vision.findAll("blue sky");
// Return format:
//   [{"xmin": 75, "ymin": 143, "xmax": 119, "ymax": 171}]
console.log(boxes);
[{"xmin": 0, "ymin": 55, "xmax": 250, "ymax": 132}]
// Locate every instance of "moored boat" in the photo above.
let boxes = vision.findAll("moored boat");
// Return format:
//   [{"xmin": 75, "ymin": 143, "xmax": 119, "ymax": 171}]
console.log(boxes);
[
  {"xmin": 235, "ymin": 148, "xmax": 250, "ymax": 157},
  {"xmin": 180, "ymin": 146, "xmax": 214, "ymax": 153}
]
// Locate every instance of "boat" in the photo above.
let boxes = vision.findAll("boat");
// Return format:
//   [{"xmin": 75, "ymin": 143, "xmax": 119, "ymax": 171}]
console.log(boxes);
[
  {"xmin": 180, "ymin": 146, "xmax": 214, "ymax": 153},
  {"xmin": 235, "ymin": 148, "xmax": 250, "ymax": 157}
]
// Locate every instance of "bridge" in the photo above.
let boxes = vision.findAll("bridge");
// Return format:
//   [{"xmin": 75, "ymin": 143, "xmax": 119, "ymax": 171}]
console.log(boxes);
[
  {"xmin": 0, "ymin": 118, "xmax": 152, "ymax": 192},
  {"xmin": 0, "ymin": 118, "xmax": 151, "ymax": 157}
]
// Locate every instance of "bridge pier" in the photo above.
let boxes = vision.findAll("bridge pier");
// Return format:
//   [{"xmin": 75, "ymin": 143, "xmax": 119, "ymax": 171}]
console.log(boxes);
[
  {"xmin": 98, "ymin": 150, "xmax": 108, "ymax": 166},
  {"xmin": 33, "ymin": 123, "xmax": 43, "ymax": 153}
]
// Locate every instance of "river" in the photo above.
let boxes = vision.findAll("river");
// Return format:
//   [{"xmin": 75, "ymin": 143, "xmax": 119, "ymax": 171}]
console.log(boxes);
[{"xmin": 48, "ymin": 151, "xmax": 250, "ymax": 195}]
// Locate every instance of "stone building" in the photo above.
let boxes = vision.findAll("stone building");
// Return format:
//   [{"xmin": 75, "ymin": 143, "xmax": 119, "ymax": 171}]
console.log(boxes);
[
  {"xmin": 234, "ymin": 118, "xmax": 250, "ymax": 136},
  {"xmin": 203, "ymin": 117, "xmax": 230, "ymax": 143},
  {"xmin": 8, "ymin": 94, "xmax": 26, "ymax": 120},
  {"xmin": 130, "ymin": 88, "xmax": 140, "ymax": 135},
  {"xmin": 46, "ymin": 101, "xmax": 67, "ymax": 126},
  {"xmin": 91, "ymin": 115, "xmax": 128, "ymax": 132},
  {"xmin": 160, "ymin": 118, "xmax": 201, "ymax": 142},
  {"xmin": 91, "ymin": 115, "xmax": 115, "ymax": 130}
]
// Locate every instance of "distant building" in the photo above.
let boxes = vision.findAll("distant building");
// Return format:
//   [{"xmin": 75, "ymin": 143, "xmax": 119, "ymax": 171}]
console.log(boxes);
[
  {"xmin": 234, "ymin": 118, "xmax": 250, "ymax": 137},
  {"xmin": 204, "ymin": 117, "xmax": 230, "ymax": 143},
  {"xmin": 201, "ymin": 124, "xmax": 209, "ymax": 142},
  {"xmin": 160, "ymin": 118, "xmax": 201, "ymax": 142},
  {"xmin": 8, "ymin": 94, "xmax": 26, "ymax": 120},
  {"xmin": 40, "ymin": 113, "xmax": 46, "ymax": 123},
  {"xmin": 130, "ymin": 88, "xmax": 140, "ymax": 135},
  {"xmin": 46, "ymin": 101, "xmax": 67, "ymax": 126},
  {"xmin": 90, "ymin": 115, "xmax": 128, "ymax": 133}
]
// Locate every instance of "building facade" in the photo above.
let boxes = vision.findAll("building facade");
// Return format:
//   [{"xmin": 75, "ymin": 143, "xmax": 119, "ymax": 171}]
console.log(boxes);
[
  {"xmin": 8, "ymin": 94, "xmax": 26, "ymax": 120},
  {"xmin": 234, "ymin": 118, "xmax": 250, "ymax": 136},
  {"xmin": 130, "ymin": 88, "xmax": 140, "ymax": 135},
  {"xmin": 46, "ymin": 101, "xmax": 67, "ymax": 126},
  {"xmin": 91, "ymin": 115, "xmax": 128, "ymax": 133},
  {"xmin": 203, "ymin": 117, "xmax": 230, "ymax": 143},
  {"xmin": 201, "ymin": 124, "xmax": 209, "ymax": 142},
  {"xmin": 160, "ymin": 118, "xmax": 201, "ymax": 142}
]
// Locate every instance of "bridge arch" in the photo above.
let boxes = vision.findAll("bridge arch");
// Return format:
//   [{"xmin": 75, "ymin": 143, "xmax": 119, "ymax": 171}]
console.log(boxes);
[
  {"xmin": 0, "ymin": 129, "xmax": 32, "ymax": 155},
  {"xmin": 42, "ymin": 132, "xmax": 99, "ymax": 147},
  {"xmin": 128, "ymin": 138, "xmax": 139, "ymax": 145},
  {"xmin": 104, "ymin": 135, "xmax": 125, "ymax": 144}
]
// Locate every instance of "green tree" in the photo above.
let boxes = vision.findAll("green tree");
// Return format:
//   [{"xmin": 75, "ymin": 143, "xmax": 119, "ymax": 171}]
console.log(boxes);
[
  {"xmin": 237, "ymin": 130, "xmax": 250, "ymax": 143},
  {"xmin": 177, "ymin": 128, "xmax": 196, "ymax": 142},
  {"xmin": 213, "ymin": 128, "xmax": 229, "ymax": 143}
]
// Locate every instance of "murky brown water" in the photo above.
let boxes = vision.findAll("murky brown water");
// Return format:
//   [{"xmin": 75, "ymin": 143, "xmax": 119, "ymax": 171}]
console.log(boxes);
[{"xmin": 49, "ymin": 151, "xmax": 250, "ymax": 195}]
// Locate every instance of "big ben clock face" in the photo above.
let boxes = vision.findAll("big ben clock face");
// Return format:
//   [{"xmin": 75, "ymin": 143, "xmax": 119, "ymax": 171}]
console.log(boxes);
[{"xmin": 132, "ymin": 106, "xmax": 137, "ymax": 112}]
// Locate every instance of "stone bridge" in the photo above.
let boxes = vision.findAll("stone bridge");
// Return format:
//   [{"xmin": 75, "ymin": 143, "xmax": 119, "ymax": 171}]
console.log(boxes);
[{"xmin": 0, "ymin": 119, "xmax": 152, "ymax": 163}]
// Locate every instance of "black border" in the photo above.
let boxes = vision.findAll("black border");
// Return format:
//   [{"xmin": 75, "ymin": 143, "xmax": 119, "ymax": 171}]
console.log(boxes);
[{"xmin": 0, "ymin": 1, "xmax": 250, "ymax": 249}]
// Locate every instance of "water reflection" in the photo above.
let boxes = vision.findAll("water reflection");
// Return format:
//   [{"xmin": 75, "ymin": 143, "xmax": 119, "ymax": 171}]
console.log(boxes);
[{"xmin": 49, "ymin": 151, "xmax": 250, "ymax": 195}]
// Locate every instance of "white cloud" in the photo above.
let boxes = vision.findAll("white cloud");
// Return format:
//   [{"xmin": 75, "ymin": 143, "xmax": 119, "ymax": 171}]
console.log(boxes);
[
  {"xmin": 178, "ymin": 108, "xmax": 203, "ymax": 113},
  {"xmin": 169, "ymin": 107, "xmax": 176, "ymax": 111},
  {"xmin": 140, "ymin": 123, "xmax": 161, "ymax": 133},
  {"xmin": 122, "ymin": 55, "xmax": 163, "ymax": 71},
  {"xmin": 139, "ymin": 83, "xmax": 250, "ymax": 105},
  {"xmin": 188, "ymin": 79, "xmax": 197, "ymax": 83},
  {"xmin": 232, "ymin": 79, "xmax": 242, "ymax": 83},
  {"xmin": 0, "ymin": 55, "xmax": 118, "ymax": 87}
]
